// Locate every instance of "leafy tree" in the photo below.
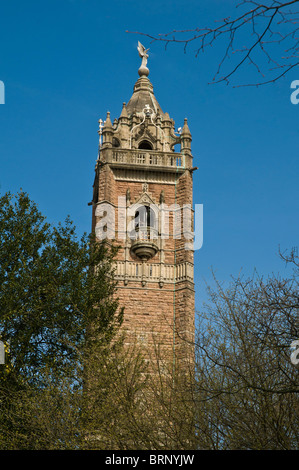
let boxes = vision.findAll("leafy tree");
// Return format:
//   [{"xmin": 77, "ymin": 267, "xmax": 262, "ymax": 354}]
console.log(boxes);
[{"xmin": 0, "ymin": 190, "xmax": 123, "ymax": 449}]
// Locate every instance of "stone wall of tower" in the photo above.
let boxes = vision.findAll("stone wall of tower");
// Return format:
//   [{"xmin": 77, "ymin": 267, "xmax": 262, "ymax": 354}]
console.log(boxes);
[
  {"xmin": 92, "ymin": 173, "xmax": 194, "ymax": 367},
  {"xmin": 91, "ymin": 67, "xmax": 195, "ymax": 370}
]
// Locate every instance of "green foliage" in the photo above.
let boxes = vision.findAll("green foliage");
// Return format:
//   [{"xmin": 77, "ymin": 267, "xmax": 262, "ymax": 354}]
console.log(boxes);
[{"xmin": 0, "ymin": 190, "xmax": 123, "ymax": 448}]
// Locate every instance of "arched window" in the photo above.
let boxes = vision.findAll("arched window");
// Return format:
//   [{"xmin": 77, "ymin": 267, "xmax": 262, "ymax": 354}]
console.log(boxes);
[
  {"xmin": 112, "ymin": 137, "xmax": 120, "ymax": 148},
  {"xmin": 138, "ymin": 140, "xmax": 153, "ymax": 150},
  {"xmin": 134, "ymin": 205, "xmax": 156, "ymax": 239},
  {"xmin": 135, "ymin": 206, "xmax": 154, "ymax": 228}
]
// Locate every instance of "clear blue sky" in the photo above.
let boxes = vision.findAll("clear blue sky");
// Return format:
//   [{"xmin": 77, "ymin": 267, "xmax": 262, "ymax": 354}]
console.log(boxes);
[{"xmin": 0, "ymin": 0, "xmax": 298, "ymax": 310}]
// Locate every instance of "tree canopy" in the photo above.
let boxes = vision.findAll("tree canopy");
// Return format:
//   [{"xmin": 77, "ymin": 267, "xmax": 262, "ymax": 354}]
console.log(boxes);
[{"xmin": 0, "ymin": 190, "xmax": 123, "ymax": 448}]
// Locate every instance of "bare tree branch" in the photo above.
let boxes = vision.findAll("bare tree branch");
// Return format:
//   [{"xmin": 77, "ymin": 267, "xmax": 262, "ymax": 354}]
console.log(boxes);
[{"xmin": 127, "ymin": 0, "xmax": 299, "ymax": 86}]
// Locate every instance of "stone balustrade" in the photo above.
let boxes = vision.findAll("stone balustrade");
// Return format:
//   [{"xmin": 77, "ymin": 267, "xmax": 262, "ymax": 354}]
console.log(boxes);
[
  {"xmin": 114, "ymin": 260, "xmax": 194, "ymax": 283},
  {"xmin": 109, "ymin": 149, "xmax": 184, "ymax": 168}
]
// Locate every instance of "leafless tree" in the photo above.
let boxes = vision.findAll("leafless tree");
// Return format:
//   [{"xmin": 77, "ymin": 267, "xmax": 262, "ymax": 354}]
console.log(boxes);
[
  {"xmin": 128, "ymin": 1, "xmax": 299, "ymax": 86},
  {"xmin": 194, "ymin": 249, "xmax": 299, "ymax": 449}
]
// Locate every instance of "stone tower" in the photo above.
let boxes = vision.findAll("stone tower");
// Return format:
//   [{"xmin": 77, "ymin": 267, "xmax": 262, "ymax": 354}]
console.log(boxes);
[{"xmin": 91, "ymin": 44, "xmax": 195, "ymax": 370}]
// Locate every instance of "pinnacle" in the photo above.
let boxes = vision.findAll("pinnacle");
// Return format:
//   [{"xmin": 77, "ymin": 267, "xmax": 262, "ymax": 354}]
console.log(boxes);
[
  {"xmin": 181, "ymin": 117, "xmax": 191, "ymax": 136},
  {"xmin": 103, "ymin": 111, "xmax": 113, "ymax": 130},
  {"xmin": 120, "ymin": 102, "xmax": 128, "ymax": 119}
]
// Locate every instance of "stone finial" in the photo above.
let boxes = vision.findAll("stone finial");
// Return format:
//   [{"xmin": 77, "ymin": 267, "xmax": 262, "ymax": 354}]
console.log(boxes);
[
  {"xmin": 103, "ymin": 111, "xmax": 113, "ymax": 130},
  {"xmin": 180, "ymin": 118, "xmax": 192, "ymax": 154},
  {"xmin": 102, "ymin": 111, "xmax": 113, "ymax": 147},
  {"xmin": 120, "ymin": 102, "xmax": 128, "ymax": 119},
  {"xmin": 181, "ymin": 118, "xmax": 191, "ymax": 137}
]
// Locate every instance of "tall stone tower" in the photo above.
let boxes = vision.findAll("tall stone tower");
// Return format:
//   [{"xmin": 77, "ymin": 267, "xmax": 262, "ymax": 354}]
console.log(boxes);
[{"xmin": 91, "ymin": 44, "xmax": 195, "ymax": 371}]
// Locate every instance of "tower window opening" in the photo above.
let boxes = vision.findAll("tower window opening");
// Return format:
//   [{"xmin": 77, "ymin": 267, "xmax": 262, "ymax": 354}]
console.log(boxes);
[
  {"xmin": 134, "ymin": 205, "xmax": 156, "ymax": 239},
  {"xmin": 138, "ymin": 140, "xmax": 153, "ymax": 150},
  {"xmin": 112, "ymin": 137, "xmax": 120, "ymax": 148}
]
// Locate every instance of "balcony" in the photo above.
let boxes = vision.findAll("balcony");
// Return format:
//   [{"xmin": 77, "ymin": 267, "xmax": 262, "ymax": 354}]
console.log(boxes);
[{"xmin": 129, "ymin": 226, "xmax": 159, "ymax": 261}]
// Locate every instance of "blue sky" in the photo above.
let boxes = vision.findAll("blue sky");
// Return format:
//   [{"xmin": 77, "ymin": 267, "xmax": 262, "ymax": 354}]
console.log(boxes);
[{"xmin": 0, "ymin": 0, "xmax": 298, "ymax": 310}]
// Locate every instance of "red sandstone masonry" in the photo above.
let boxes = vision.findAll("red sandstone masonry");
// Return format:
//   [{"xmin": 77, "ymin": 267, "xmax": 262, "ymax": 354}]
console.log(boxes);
[{"xmin": 91, "ymin": 71, "xmax": 195, "ymax": 368}]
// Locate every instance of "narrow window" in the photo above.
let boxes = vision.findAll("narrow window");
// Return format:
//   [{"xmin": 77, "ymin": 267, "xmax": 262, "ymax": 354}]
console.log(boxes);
[{"xmin": 135, "ymin": 206, "xmax": 156, "ymax": 232}]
